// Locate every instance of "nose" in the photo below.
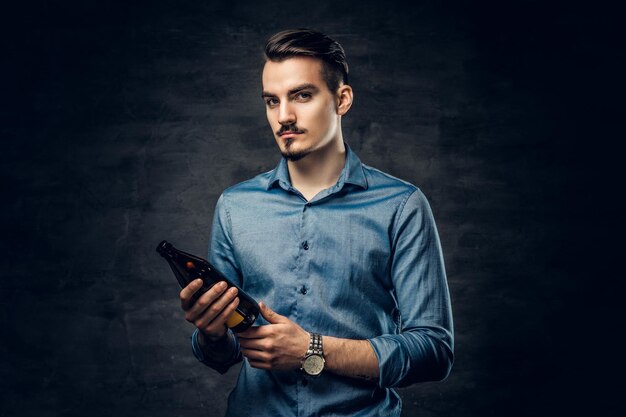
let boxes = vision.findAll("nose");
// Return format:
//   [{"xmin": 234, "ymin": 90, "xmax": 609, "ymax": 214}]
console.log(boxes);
[{"xmin": 278, "ymin": 101, "xmax": 296, "ymax": 126}]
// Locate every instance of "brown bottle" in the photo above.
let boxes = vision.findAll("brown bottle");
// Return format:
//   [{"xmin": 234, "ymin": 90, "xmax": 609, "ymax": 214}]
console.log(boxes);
[{"xmin": 156, "ymin": 240, "xmax": 259, "ymax": 332}]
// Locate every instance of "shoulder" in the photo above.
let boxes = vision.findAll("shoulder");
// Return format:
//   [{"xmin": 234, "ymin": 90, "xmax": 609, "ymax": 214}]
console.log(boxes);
[
  {"xmin": 361, "ymin": 163, "xmax": 424, "ymax": 200},
  {"xmin": 359, "ymin": 163, "xmax": 436, "ymax": 224},
  {"xmin": 219, "ymin": 168, "xmax": 276, "ymax": 202},
  {"xmin": 212, "ymin": 170, "xmax": 275, "ymax": 223}
]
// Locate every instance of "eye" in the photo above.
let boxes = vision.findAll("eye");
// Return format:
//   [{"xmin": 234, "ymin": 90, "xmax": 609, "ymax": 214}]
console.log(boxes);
[
  {"xmin": 265, "ymin": 98, "xmax": 279, "ymax": 107},
  {"xmin": 296, "ymin": 92, "xmax": 312, "ymax": 101}
]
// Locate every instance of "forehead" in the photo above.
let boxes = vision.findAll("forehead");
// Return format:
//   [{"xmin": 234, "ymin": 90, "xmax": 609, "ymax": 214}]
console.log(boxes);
[{"xmin": 262, "ymin": 57, "xmax": 325, "ymax": 93}]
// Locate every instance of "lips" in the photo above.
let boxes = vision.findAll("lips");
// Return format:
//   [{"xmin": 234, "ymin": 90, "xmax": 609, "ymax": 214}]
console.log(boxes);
[{"xmin": 279, "ymin": 131, "xmax": 303, "ymax": 138}]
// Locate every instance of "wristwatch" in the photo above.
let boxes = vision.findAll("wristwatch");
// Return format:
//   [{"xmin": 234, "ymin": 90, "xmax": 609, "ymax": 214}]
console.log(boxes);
[{"xmin": 301, "ymin": 332, "xmax": 325, "ymax": 377}]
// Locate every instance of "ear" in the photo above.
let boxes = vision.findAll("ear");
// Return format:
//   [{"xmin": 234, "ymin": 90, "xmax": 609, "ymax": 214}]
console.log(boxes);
[{"xmin": 335, "ymin": 85, "xmax": 353, "ymax": 116}]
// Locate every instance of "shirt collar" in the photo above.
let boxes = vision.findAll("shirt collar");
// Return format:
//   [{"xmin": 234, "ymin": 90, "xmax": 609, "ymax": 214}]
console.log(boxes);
[{"xmin": 266, "ymin": 142, "xmax": 368, "ymax": 191}]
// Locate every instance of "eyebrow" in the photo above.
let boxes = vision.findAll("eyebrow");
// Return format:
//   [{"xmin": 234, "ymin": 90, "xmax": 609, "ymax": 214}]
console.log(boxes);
[{"xmin": 261, "ymin": 83, "xmax": 320, "ymax": 98}]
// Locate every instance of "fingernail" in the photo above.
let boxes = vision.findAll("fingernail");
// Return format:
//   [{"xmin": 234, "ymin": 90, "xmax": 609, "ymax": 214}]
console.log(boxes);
[
  {"xmin": 229, "ymin": 287, "xmax": 238, "ymax": 294},
  {"xmin": 220, "ymin": 281, "xmax": 228, "ymax": 289}
]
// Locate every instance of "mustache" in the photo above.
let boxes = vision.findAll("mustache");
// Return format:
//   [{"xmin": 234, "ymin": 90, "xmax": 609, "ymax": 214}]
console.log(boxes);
[{"xmin": 277, "ymin": 124, "xmax": 306, "ymax": 136}]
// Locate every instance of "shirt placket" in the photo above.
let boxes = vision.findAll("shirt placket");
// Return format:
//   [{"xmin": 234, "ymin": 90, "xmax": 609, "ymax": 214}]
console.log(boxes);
[{"xmin": 296, "ymin": 200, "xmax": 316, "ymax": 417}]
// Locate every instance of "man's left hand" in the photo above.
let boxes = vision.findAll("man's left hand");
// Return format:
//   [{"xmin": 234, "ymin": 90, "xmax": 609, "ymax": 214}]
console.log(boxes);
[{"xmin": 237, "ymin": 302, "xmax": 310, "ymax": 371}]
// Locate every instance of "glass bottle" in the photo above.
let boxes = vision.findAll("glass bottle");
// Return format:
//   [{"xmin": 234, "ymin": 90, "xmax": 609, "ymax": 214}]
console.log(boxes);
[{"xmin": 156, "ymin": 240, "xmax": 259, "ymax": 332}]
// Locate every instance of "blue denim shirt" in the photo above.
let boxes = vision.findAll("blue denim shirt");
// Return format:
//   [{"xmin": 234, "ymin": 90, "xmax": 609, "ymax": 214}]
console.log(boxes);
[{"xmin": 191, "ymin": 144, "xmax": 453, "ymax": 417}]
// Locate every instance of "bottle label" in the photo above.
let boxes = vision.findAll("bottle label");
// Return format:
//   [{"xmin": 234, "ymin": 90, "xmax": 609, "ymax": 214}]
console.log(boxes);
[{"xmin": 225, "ymin": 310, "xmax": 245, "ymax": 328}]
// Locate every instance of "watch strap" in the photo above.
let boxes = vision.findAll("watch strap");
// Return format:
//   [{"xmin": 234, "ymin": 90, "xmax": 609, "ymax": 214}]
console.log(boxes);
[{"xmin": 307, "ymin": 332, "xmax": 323, "ymax": 356}]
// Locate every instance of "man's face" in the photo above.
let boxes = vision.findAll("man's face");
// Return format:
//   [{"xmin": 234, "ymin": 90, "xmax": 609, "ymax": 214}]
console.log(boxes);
[{"xmin": 262, "ymin": 57, "xmax": 339, "ymax": 161}]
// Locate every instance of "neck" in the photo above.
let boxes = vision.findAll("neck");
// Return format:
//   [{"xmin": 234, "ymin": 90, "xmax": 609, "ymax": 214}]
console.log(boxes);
[{"xmin": 287, "ymin": 138, "xmax": 346, "ymax": 201}]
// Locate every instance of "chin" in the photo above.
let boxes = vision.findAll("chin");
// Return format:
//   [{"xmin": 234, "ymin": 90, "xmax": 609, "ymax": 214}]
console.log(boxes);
[
  {"xmin": 281, "ymin": 146, "xmax": 311, "ymax": 162},
  {"xmin": 284, "ymin": 151, "xmax": 310, "ymax": 162},
  {"xmin": 280, "ymin": 141, "xmax": 312, "ymax": 162}
]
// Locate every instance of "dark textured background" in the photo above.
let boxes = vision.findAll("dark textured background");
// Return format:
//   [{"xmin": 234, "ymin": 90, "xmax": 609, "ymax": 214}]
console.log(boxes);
[{"xmin": 1, "ymin": 0, "xmax": 622, "ymax": 416}]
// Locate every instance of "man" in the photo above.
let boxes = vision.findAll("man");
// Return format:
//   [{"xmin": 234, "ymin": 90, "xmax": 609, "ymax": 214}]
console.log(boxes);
[{"xmin": 180, "ymin": 28, "xmax": 453, "ymax": 416}]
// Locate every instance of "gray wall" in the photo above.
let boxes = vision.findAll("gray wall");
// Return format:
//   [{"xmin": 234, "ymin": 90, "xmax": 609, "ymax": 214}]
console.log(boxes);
[{"xmin": 2, "ymin": 0, "xmax": 621, "ymax": 416}]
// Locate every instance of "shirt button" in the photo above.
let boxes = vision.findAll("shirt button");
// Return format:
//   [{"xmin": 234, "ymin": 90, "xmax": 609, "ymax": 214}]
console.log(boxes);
[
  {"xmin": 302, "ymin": 241, "xmax": 309, "ymax": 250},
  {"xmin": 299, "ymin": 285, "xmax": 308, "ymax": 295}
]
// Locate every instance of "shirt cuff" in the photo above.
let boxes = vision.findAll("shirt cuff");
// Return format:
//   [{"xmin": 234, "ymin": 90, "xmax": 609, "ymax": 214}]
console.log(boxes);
[
  {"xmin": 368, "ymin": 335, "xmax": 402, "ymax": 388},
  {"xmin": 191, "ymin": 328, "xmax": 242, "ymax": 374},
  {"xmin": 369, "ymin": 331, "xmax": 453, "ymax": 389}
]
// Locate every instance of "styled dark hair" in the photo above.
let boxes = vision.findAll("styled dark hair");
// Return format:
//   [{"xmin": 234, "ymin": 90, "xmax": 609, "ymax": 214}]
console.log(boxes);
[{"xmin": 264, "ymin": 28, "xmax": 349, "ymax": 93}]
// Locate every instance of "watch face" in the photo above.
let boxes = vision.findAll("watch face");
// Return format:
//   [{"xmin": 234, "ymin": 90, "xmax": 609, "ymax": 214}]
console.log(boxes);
[{"xmin": 303, "ymin": 354, "xmax": 325, "ymax": 376}]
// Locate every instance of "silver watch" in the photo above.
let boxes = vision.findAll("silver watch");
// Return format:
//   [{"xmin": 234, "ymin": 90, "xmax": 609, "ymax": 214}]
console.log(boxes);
[{"xmin": 301, "ymin": 332, "xmax": 325, "ymax": 377}]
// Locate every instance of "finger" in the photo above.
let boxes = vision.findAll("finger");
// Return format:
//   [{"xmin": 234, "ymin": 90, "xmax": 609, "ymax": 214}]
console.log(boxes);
[
  {"xmin": 259, "ymin": 302, "xmax": 286, "ymax": 324},
  {"xmin": 241, "ymin": 348, "xmax": 271, "ymax": 362},
  {"xmin": 188, "ymin": 281, "xmax": 232, "ymax": 317},
  {"xmin": 184, "ymin": 281, "xmax": 231, "ymax": 322},
  {"xmin": 179, "ymin": 279, "xmax": 204, "ymax": 310},
  {"xmin": 198, "ymin": 295, "xmax": 240, "ymax": 332},
  {"xmin": 239, "ymin": 337, "xmax": 268, "ymax": 351},
  {"xmin": 193, "ymin": 286, "xmax": 238, "ymax": 327},
  {"xmin": 237, "ymin": 325, "xmax": 274, "ymax": 339},
  {"xmin": 196, "ymin": 296, "xmax": 240, "ymax": 342}
]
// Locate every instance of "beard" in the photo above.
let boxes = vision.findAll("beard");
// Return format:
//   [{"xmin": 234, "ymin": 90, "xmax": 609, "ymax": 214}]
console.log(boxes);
[{"xmin": 280, "ymin": 137, "xmax": 311, "ymax": 162}]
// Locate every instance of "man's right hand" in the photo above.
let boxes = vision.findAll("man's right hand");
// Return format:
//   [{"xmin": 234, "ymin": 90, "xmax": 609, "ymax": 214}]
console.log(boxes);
[{"xmin": 180, "ymin": 279, "xmax": 240, "ymax": 343}]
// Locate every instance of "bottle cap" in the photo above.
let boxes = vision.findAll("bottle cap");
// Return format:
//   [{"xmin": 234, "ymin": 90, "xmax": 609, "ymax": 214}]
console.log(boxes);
[{"xmin": 156, "ymin": 240, "xmax": 172, "ymax": 255}]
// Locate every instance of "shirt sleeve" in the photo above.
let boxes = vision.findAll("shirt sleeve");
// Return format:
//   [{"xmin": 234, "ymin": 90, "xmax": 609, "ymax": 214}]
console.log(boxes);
[
  {"xmin": 368, "ymin": 189, "xmax": 454, "ymax": 388},
  {"xmin": 191, "ymin": 328, "xmax": 242, "ymax": 374},
  {"xmin": 208, "ymin": 193, "xmax": 243, "ymax": 286},
  {"xmin": 189, "ymin": 193, "xmax": 243, "ymax": 373}
]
